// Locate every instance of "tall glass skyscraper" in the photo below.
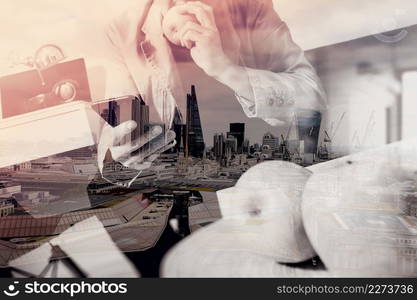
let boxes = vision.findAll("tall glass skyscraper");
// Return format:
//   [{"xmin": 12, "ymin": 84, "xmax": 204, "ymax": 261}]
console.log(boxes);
[
  {"xmin": 100, "ymin": 101, "xmax": 120, "ymax": 127},
  {"xmin": 131, "ymin": 95, "xmax": 149, "ymax": 142},
  {"xmin": 186, "ymin": 85, "xmax": 205, "ymax": 158},
  {"xmin": 229, "ymin": 123, "xmax": 245, "ymax": 153}
]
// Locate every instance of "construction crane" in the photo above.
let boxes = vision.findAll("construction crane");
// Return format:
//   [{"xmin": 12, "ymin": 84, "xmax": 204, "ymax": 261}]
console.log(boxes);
[
  {"xmin": 292, "ymin": 149, "xmax": 303, "ymax": 165},
  {"xmin": 351, "ymin": 130, "xmax": 361, "ymax": 152},
  {"xmin": 351, "ymin": 111, "xmax": 376, "ymax": 152},
  {"xmin": 361, "ymin": 111, "xmax": 376, "ymax": 148},
  {"xmin": 324, "ymin": 112, "xmax": 346, "ymax": 144},
  {"xmin": 281, "ymin": 114, "xmax": 298, "ymax": 142},
  {"xmin": 279, "ymin": 134, "xmax": 290, "ymax": 161},
  {"xmin": 319, "ymin": 112, "xmax": 346, "ymax": 160},
  {"xmin": 323, "ymin": 131, "xmax": 332, "ymax": 143},
  {"xmin": 279, "ymin": 115, "xmax": 297, "ymax": 161}
]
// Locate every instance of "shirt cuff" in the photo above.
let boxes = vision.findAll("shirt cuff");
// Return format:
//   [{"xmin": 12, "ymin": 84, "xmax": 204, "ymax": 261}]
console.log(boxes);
[
  {"xmin": 234, "ymin": 67, "xmax": 297, "ymax": 124},
  {"xmin": 247, "ymin": 67, "xmax": 296, "ymax": 119}
]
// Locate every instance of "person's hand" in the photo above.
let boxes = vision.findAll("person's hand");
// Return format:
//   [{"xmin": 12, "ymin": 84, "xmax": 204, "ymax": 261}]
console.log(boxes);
[
  {"xmin": 163, "ymin": 1, "xmax": 233, "ymax": 77},
  {"xmin": 97, "ymin": 120, "xmax": 176, "ymax": 173}
]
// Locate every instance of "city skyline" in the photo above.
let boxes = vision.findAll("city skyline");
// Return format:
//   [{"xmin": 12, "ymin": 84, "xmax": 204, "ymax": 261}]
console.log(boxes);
[{"xmin": 107, "ymin": 83, "xmax": 294, "ymax": 148}]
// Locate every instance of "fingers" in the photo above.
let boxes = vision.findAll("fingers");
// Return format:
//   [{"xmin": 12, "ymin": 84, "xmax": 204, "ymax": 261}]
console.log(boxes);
[
  {"xmin": 110, "ymin": 125, "xmax": 163, "ymax": 161},
  {"xmin": 177, "ymin": 21, "xmax": 212, "ymax": 48},
  {"xmin": 112, "ymin": 120, "xmax": 137, "ymax": 145},
  {"xmin": 188, "ymin": 1, "xmax": 217, "ymax": 29},
  {"xmin": 191, "ymin": 0, "xmax": 216, "ymax": 27},
  {"xmin": 121, "ymin": 130, "xmax": 177, "ymax": 169},
  {"xmin": 194, "ymin": 1, "xmax": 216, "ymax": 28},
  {"xmin": 129, "ymin": 141, "xmax": 177, "ymax": 170},
  {"xmin": 182, "ymin": 29, "xmax": 207, "ymax": 48},
  {"xmin": 172, "ymin": 5, "xmax": 208, "ymax": 28},
  {"xmin": 173, "ymin": 1, "xmax": 216, "ymax": 29},
  {"xmin": 122, "ymin": 140, "xmax": 174, "ymax": 168}
]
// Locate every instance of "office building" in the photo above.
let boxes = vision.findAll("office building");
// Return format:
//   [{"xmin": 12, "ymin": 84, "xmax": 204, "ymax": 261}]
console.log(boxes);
[
  {"xmin": 186, "ymin": 86, "xmax": 205, "ymax": 158},
  {"xmin": 109, "ymin": 101, "xmax": 120, "ymax": 127},
  {"xmin": 131, "ymin": 95, "xmax": 150, "ymax": 142},
  {"xmin": 228, "ymin": 123, "xmax": 245, "ymax": 153},
  {"xmin": 213, "ymin": 133, "xmax": 225, "ymax": 160},
  {"xmin": 229, "ymin": 123, "xmax": 245, "ymax": 153},
  {"xmin": 243, "ymin": 139, "xmax": 250, "ymax": 154},
  {"xmin": 174, "ymin": 124, "xmax": 187, "ymax": 154},
  {"xmin": 287, "ymin": 140, "xmax": 301, "ymax": 155},
  {"xmin": 262, "ymin": 132, "xmax": 279, "ymax": 152},
  {"xmin": 100, "ymin": 101, "xmax": 120, "ymax": 127},
  {"xmin": 225, "ymin": 135, "xmax": 238, "ymax": 154},
  {"xmin": 0, "ymin": 199, "xmax": 14, "ymax": 217},
  {"xmin": 296, "ymin": 110, "xmax": 321, "ymax": 155}
]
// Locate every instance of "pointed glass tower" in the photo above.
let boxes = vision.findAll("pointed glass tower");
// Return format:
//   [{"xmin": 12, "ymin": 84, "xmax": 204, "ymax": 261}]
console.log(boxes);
[{"xmin": 186, "ymin": 85, "xmax": 205, "ymax": 158}]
